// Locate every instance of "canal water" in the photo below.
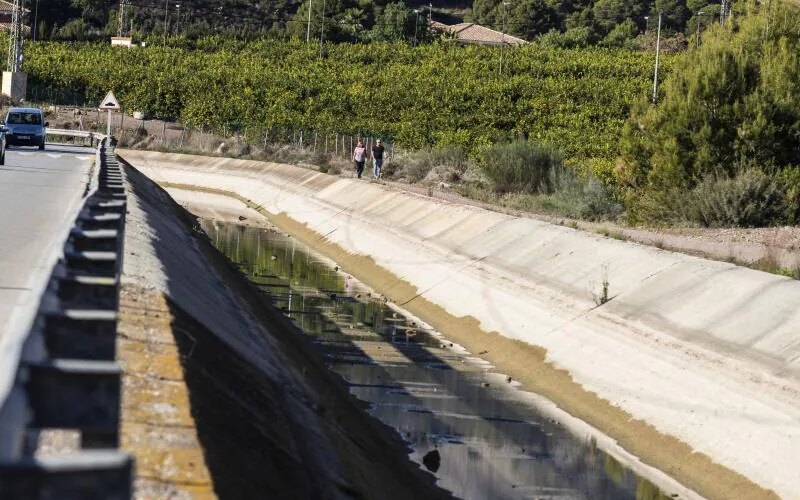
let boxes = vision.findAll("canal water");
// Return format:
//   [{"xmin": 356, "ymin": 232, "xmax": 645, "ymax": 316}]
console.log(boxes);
[{"xmin": 201, "ymin": 219, "xmax": 671, "ymax": 500}]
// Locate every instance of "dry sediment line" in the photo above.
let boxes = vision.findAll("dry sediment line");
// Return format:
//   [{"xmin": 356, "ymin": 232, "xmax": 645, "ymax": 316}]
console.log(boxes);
[{"xmin": 117, "ymin": 149, "xmax": 800, "ymax": 500}]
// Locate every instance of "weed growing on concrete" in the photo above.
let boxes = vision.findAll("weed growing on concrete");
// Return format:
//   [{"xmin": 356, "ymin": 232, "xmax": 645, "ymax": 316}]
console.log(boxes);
[
  {"xmin": 597, "ymin": 227, "xmax": 626, "ymax": 241},
  {"xmin": 593, "ymin": 266, "xmax": 611, "ymax": 306}
]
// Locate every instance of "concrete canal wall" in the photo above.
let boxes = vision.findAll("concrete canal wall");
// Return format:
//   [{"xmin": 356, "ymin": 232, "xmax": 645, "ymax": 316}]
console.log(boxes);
[{"xmin": 119, "ymin": 149, "xmax": 800, "ymax": 500}]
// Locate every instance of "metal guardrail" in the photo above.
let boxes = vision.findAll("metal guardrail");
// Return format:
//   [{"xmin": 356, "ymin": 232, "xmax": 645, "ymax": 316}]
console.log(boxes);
[
  {"xmin": 47, "ymin": 129, "xmax": 103, "ymax": 148},
  {"xmin": 0, "ymin": 139, "xmax": 132, "ymax": 498}
]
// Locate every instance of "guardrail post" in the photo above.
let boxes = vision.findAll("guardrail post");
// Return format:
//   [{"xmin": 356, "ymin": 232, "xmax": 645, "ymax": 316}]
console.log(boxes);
[{"xmin": 0, "ymin": 137, "xmax": 133, "ymax": 498}]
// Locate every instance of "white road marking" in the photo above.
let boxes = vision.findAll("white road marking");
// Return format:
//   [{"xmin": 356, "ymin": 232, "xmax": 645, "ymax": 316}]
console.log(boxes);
[
  {"xmin": 46, "ymin": 154, "xmax": 63, "ymax": 159},
  {"xmin": 76, "ymin": 156, "xmax": 93, "ymax": 161}
]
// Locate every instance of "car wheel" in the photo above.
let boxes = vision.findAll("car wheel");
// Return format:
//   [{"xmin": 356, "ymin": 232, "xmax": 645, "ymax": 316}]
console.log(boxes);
[{"xmin": 39, "ymin": 142, "xmax": 45, "ymax": 151}]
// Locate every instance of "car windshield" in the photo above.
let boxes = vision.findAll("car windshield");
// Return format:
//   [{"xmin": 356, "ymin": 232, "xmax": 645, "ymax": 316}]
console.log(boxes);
[{"xmin": 7, "ymin": 112, "xmax": 42, "ymax": 125}]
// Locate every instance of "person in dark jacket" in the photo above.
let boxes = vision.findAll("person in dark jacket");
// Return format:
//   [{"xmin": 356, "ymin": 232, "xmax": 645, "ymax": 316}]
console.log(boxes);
[{"xmin": 372, "ymin": 139, "xmax": 385, "ymax": 179}]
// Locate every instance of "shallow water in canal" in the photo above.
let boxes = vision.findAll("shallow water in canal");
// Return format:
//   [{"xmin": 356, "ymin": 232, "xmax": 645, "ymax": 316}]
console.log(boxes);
[{"xmin": 201, "ymin": 220, "xmax": 671, "ymax": 500}]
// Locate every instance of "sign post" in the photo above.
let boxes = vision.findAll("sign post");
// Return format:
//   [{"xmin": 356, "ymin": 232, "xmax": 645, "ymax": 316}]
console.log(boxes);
[{"xmin": 99, "ymin": 91, "xmax": 121, "ymax": 139}]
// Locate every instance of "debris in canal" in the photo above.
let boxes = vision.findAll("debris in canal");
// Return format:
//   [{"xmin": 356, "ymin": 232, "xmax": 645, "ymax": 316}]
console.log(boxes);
[{"xmin": 422, "ymin": 449, "xmax": 441, "ymax": 473}]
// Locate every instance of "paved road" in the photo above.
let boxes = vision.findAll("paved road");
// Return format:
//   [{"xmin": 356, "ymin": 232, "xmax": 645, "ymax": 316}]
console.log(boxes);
[{"xmin": 0, "ymin": 144, "xmax": 94, "ymax": 373}]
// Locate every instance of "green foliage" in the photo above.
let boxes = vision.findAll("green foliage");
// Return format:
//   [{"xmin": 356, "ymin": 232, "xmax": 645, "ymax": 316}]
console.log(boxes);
[
  {"xmin": 654, "ymin": 0, "xmax": 691, "ymax": 33},
  {"xmin": 686, "ymin": 169, "xmax": 788, "ymax": 227},
  {"xmin": 538, "ymin": 27, "xmax": 595, "ymax": 48},
  {"xmin": 370, "ymin": 2, "xmax": 416, "ymax": 42},
  {"xmin": 601, "ymin": 19, "xmax": 640, "ymax": 47},
  {"xmin": 620, "ymin": 1, "xmax": 800, "ymax": 226},
  {"xmin": 479, "ymin": 139, "xmax": 564, "ymax": 194},
  {"xmin": 592, "ymin": 0, "xmax": 648, "ymax": 36},
  {"xmin": 24, "ymin": 39, "xmax": 663, "ymax": 160},
  {"xmin": 389, "ymin": 146, "xmax": 468, "ymax": 183},
  {"xmin": 780, "ymin": 166, "xmax": 800, "ymax": 222}
]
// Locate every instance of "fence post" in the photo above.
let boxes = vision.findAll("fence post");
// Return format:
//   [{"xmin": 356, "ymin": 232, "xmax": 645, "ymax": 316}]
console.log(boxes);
[
  {"xmin": 162, "ymin": 121, "xmax": 167, "ymax": 143},
  {"xmin": 313, "ymin": 131, "xmax": 317, "ymax": 153},
  {"xmin": 324, "ymin": 134, "xmax": 328, "ymax": 154}
]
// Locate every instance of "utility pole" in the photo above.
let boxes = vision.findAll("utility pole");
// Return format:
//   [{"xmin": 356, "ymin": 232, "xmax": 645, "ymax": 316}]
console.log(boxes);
[
  {"xmin": 319, "ymin": 0, "xmax": 326, "ymax": 56},
  {"xmin": 32, "ymin": 0, "xmax": 39, "ymax": 40},
  {"xmin": 306, "ymin": 0, "xmax": 313, "ymax": 43},
  {"xmin": 720, "ymin": 0, "xmax": 732, "ymax": 25},
  {"xmin": 175, "ymin": 3, "xmax": 181, "ymax": 34},
  {"xmin": 428, "ymin": 3, "xmax": 432, "ymax": 23},
  {"xmin": 3, "ymin": 0, "xmax": 25, "ymax": 101},
  {"xmin": 652, "ymin": 11, "xmax": 662, "ymax": 104},
  {"xmin": 695, "ymin": 11, "xmax": 705, "ymax": 48},
  {"xmin": 499, "ymin": 1, "xmax": 509, "ymax": 75},
  {"xmin": 117, "ymin": 0, "xmax": 129, "ymax": 37},
  {"xmin": 413, "ymin": 9, "xmax": 420, "ymax": 46},
  {"xmin": 7, "ymin": 0, "xmax": 22, "ymax": 72},
  {"xmin": 163, "ymin": 0, "xmax": 169, "ymax": 46}
]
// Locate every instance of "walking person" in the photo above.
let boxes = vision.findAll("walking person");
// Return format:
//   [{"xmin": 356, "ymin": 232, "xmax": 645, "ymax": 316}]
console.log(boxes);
[
  {"xmin": 372, "ymin": 139, "xmax": 385, "ymax": 179},
  {"xmin": 353, "ymin": 140, "xmax": 367, "ymax": 179}
]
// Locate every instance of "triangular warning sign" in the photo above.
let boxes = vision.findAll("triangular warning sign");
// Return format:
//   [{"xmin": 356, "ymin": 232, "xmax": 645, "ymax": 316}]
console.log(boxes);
[{"xmin": 99, "ymin": 91, "xmax": 121, "ymax": 110}]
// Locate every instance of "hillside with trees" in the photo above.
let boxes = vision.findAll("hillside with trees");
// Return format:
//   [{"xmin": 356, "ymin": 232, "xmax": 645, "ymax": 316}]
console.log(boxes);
[
  {"xmin": 35, "ymin": 0, "xmax": 712, "ymax": 47},
  {"xmin": 619, "ymin": 1, "xmax": 800, "ymax": 226},
  {"xmin": 26, "ymin": 0, "xmax": 800, "ymax": 229}
]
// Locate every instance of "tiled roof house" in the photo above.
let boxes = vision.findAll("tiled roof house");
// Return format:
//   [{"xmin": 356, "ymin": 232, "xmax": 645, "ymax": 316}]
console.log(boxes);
[{"xmin": 432, "ymin": 21, "xmax": 527, "ymax": 46}]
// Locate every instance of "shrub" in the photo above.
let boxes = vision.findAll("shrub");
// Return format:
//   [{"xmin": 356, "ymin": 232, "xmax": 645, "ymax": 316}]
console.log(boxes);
[
  {"xmin": 780, "ymin": 166, "xmax": 800, "ymax": 223},
  {"xmin": 480, "ymin": 140, "xmax": 563, "ymax": 194},
  {"xmin": 685, "ymin": 169, "xmax": 788, "ymax": 227},
  {"xmin": 389, "ymin": 146, "xmax": 467, "ymax": 183},
  {"xmin": 533, "ymin": 169, "xmax": 624, "ymax": 221}
]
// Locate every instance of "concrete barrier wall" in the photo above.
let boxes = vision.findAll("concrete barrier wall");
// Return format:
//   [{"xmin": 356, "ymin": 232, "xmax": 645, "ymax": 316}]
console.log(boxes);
[{"xmin": 120, "ymin": 150, "xmax": 800, "ymax": 499}]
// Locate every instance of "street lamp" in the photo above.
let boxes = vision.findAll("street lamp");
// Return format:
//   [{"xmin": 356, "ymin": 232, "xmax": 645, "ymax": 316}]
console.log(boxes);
[
  {"xmin": 695, "ymin": 11, "xmax": 706, "ymax": 48},
  {"xmin": 413, "ymin": 9, "xmax": 420, "ymax": 46},
  {"xmin": 652, "ymin": 11, "xmax": 662, "ymax": 104},
  {"xmin": 499, "ymin": 1, "xmax": 509, "ymax": 75},
  {"xmin": 163, "ymin": 0, "xmax": 169, "ymax": 46},
  {"xmin": 319, "ymin": 0, "xmax": 327, "ymax": 57},
  {"xmin": 306, "ymin": 0, "xmax": 313, "ymax": 43},
  {"xmin": 32, "ymin": 0, "xmax": 39, "ymax": 40}
]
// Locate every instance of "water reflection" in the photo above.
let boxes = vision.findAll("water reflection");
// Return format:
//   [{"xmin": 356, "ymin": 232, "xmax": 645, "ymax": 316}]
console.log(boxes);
[{"xmin": 201, "ymin": 220, "xmax": 672, "ymax": 500}]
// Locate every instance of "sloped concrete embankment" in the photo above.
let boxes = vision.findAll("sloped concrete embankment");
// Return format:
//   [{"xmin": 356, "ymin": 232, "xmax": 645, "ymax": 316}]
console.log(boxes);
[
  {"xmin": 119, "ymin": 149, "xmax": 800, "ymax": 500},
  {"xmin": 118, "ymin": 159, "xmax": 451, "ymax": 499}
]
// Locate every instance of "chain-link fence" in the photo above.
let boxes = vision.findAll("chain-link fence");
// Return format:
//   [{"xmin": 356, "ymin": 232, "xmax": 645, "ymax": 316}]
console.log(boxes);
[{"xmin": 31, "ymin": 102, "xmax": 400, "ymax": 162}]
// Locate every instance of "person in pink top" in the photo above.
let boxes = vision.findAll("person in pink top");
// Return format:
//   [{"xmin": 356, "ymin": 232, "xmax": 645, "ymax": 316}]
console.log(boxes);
[{"xmin": 352, "ymin": 140, "xmax": 367, "ymax": 178}]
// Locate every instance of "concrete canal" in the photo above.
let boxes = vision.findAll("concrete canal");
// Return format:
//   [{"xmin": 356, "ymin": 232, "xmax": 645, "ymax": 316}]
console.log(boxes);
[{"xmin": 201, "ymin": 219, "xmax": 673, "ymax": 500}]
